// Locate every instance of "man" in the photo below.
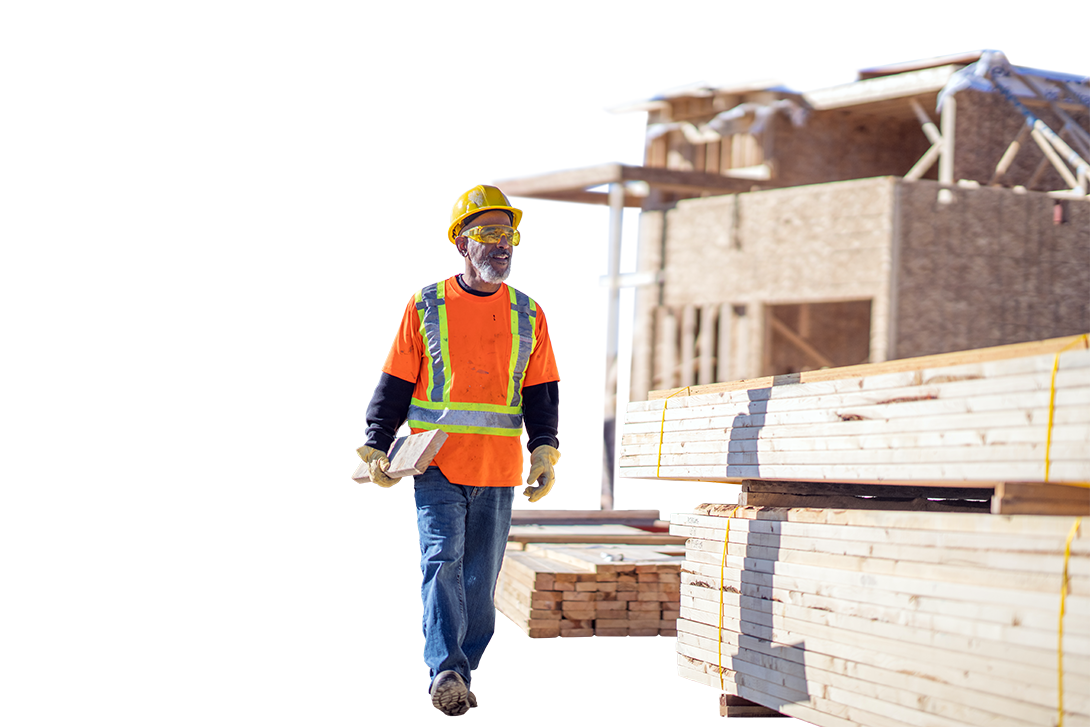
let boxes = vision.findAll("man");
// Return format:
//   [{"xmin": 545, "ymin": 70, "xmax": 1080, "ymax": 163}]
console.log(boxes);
[{"xmin": 356, "ymin": 185, "xmax": 561, "ymax": 716}]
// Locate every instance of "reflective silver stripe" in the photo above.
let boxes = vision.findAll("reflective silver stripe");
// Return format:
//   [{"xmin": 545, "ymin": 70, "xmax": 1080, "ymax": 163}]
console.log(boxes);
[
  {"xmin": 415, "ymin": 283, "xmax": 446, "ymax": 402},
  {"xmin": 508, "ymin": 288, "xmax": 537, "ymax": 408},
  {"xmin": 408, "ymin": 403, "xmax": 524, "ymax": 431}
]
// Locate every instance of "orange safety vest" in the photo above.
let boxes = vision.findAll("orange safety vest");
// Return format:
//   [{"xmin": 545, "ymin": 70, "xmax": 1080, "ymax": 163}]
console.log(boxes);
[{"xmin": 382, "ymin": 276, "xmax": 559, "ymax": 487}]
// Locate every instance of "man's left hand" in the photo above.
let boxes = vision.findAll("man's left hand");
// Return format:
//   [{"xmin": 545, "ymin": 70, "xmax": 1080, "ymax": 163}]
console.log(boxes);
[{"xmin": 523, "ymin": 445, "xmax": 560, "ymax": 502}]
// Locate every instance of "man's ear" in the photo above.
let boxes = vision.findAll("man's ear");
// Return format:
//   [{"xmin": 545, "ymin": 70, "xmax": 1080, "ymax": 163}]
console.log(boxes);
[{"xmin": 455, "ymin": 237, "xmax": 468, "ymax": 256}]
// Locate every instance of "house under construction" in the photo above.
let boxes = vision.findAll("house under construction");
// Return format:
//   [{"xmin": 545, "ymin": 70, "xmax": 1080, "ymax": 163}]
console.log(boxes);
[
  {"xmin": 500, "ymin": 50, "xmax": 1090, "ymax": 402},
  {"xmin": 494, "ymin": 51, "xmax": 1090, "ymax": 726}
]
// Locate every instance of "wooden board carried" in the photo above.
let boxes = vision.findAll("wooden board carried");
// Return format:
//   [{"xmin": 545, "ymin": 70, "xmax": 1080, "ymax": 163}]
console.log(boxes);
[{"xmin": 351, "ymin": 430, "xmax": 447, "ymax": 483}]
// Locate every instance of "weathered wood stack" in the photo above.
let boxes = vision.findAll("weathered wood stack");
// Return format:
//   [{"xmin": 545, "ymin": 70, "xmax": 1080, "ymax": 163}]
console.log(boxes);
[
  {"xmin": 670, "ymin": 505, "xmax": 1090, "ymax": 727},
  {"xmin": 495, "ymin": 537, "xmax": 684, "ymax": 638},
  {"xmin": 618, "ymin": 336, "xmax": 1090, "ymax": 723},
  {"xmin": 621, "ymin": 336, "xmax": 1090, "ymax": 489}
]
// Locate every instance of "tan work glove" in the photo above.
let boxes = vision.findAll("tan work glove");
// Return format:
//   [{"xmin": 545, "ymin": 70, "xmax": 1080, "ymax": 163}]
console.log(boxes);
[
  {"xmin": 356, "ymin": 445, "xmax": 401, "ymax": 487},
  {"xmin": 523, "ymin": 445, "xmax": 560, "ymax": 502}
]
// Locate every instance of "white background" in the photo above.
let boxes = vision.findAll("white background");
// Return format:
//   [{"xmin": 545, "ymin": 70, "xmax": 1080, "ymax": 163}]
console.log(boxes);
[{"xmin": 0, "ymin": 4, "xmax": 1055, "ymax": 723}]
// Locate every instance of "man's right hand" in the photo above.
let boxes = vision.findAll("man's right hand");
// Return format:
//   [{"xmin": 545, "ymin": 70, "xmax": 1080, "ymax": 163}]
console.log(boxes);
[{"xmin": 356, "ymin": 445, "xmax": 402, "ymax": 487}]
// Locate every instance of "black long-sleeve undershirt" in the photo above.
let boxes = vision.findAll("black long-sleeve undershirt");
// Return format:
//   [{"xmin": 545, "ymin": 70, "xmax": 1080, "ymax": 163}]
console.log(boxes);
[{"xmin": 364, "ymin": 372, "xmax": 559, "ymax": 454}]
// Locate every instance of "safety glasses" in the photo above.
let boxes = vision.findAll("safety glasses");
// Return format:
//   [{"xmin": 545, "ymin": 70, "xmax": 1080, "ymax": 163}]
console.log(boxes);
[{"xmin": 460, "ymin": 225, "xmax": 520, "ymax": 246}]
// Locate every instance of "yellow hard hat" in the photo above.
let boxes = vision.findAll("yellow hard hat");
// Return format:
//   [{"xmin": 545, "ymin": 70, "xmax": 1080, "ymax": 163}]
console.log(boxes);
[{"xmin": 448, "ymin": 185, "xmax": 523, "ymax": 244}]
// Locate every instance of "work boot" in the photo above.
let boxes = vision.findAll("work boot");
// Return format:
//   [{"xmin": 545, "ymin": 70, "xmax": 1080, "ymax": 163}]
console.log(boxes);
[{"xmin": 429, "ymin": 670, "xmax": 471, "ymax": 716}]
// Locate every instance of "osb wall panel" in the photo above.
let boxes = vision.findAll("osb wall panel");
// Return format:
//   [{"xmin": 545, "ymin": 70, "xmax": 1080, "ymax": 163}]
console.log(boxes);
[
  {"xmin": 954, "ymin": 89, "xmax": 1089, "ymax": 191},
  {"xmin": 773, "ymin": 110, "xmax": 932, "ymax": 188},
  {"xmin": 661, "ymin": 177, "xmax": 895, "ymax": 308},
  {"xmin": 893, "ymin": 180, "xmax": 1090, "ymax": 358}
]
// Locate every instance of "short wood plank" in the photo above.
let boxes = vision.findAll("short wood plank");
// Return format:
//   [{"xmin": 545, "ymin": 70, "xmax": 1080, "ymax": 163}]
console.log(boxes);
[{"xmin": 350, "ymin": 430, "xmax": 447, "ymax": 483}]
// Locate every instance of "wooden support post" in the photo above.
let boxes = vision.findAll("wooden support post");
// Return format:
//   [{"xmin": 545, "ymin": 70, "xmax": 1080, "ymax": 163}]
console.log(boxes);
[
  {"xmin": 761, "ymin": 113, "xmax": 775, "ymax": 177},
  {"xmin": 706, "ymin": 139, "xmax": 721, "ymax": 175},
  {"xmin": 648, "ymin": 135, "xmax": 666, "ymax": 168},
  {"xmin": 719, "ymin": 694, "xmax": 785, "ymax": 718},
  {"xmin": 717, "ymin": 302, "xmax": 734, "ymax": 384},
  {"xmin": 938, "ymin": 95, "xmax": 956, "ymax": 203},
  {"xmin": 692, "ymin": 142, "xmax": 706, "ymax": 178},
  {"xmin": 606, "ymin": 183, "xmax": 623, "ymax": 420},
  {"xmin": 698, "ymin": 303, "xmax": 717, "ymax": 386},
  {"xmin": 720, "ymin": 134, "xmax": 733, "ymax": 173},
  {"xmin": 655, "ymin": 306, "xmax": 678, "ymax": 391},
  {"xmin": 680, "ymin": 304, "xmax": 697, "ymax": 387}
]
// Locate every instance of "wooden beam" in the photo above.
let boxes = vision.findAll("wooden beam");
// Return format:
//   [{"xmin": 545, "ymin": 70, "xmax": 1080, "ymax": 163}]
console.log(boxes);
[
  {"xmin": 497, "ymin": 163, "xmax": 624, "ymax": 197},
  {"xmin": 909, "ymin": 99, "xmax": 943, "ymax": 146},
  {"xmin": 990, "ymin": 125, "xmax": 1030, "ymax": 185},
  {"xmin": 497, "ymin": 163, "xmax": 761, "ymax": 207},
  {"xmin": 620, "ymin": 164, "xmax": 761, "ymax": 193},
  {"xmin": 513, "ymin": 189, "xmax": 645, "ymax": 207},
  {"xmin": 992, "ymin": 481, "xmax": 1090, "ymax": 515}
]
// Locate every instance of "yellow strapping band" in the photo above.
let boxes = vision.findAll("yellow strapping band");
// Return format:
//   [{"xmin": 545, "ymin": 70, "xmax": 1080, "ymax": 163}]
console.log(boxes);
[
  {"xmin": 1046, "ymin": 335, "xmax": 1089, "ymax": 482},
  {"xmin": 719, "ymin": 506, "xmax": 738, "ymax": 693},
  {"xmin": 656, "ymin": 386, "xmax": 690, "ymax": 478},
  {"xmin": 1058, "ymin": 517, "xmax": 1082, "ymax": 727}
]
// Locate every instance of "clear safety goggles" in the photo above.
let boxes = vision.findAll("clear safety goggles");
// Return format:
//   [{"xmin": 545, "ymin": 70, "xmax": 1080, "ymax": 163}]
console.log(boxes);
[{"xmin": 461, "ymin": 224, "xmax": 520, "ymax": 246}]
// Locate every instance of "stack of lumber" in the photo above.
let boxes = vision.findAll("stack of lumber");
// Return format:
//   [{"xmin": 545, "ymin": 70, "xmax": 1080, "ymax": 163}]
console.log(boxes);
[
  {"xmin": 671, "ymin": 504, "xmax": 1090, "ymax": 727},
  {"xmin": 494, "ymin": 541, "xmax": 684, "ymax": 638},
  {"xmin": 621, "ymin": 336, "xmax": 1090, "ymax": 486}
]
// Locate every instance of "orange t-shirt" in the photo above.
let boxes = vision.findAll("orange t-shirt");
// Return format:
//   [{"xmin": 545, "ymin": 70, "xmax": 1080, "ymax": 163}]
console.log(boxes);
[{"xmin": 382, "ymin": 276, "xmax": 560, "ymax": 487}]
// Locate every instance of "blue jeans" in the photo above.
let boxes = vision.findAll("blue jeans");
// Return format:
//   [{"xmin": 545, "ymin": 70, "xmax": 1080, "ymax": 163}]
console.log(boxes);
[{"xmin": 414, "ymin": 466, "xmax": 514, "ymax": 688}]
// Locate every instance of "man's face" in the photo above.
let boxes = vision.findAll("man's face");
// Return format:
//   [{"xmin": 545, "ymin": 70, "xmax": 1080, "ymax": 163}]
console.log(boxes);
[{"xmin": 458, "ymin": 210, "xmax": 514, "ymax": 283}]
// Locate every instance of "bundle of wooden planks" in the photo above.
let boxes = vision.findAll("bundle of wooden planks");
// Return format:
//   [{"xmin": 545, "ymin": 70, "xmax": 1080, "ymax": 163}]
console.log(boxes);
[
  {"xmin": 621, "ymin": 336, "xmax": 1090, "ymax": 486},
  {"xmin": 671, "ymin": 505, "xmax": 1090, "ymax": 727},
  {"xmin": 494, "ymin": 541, "xmax": 684, "ymax": 638}
]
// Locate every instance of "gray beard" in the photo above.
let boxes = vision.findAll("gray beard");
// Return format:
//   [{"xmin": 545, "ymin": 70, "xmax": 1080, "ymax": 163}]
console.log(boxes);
[{"xmin": 467, "ymin": 241, "xmax": 511, "ymax": 283}]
